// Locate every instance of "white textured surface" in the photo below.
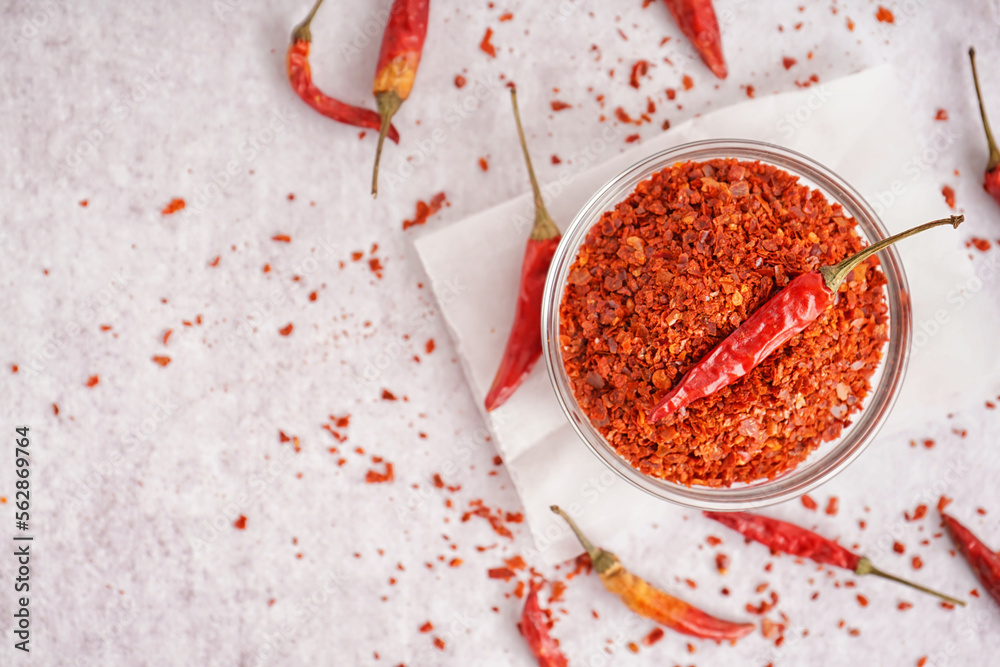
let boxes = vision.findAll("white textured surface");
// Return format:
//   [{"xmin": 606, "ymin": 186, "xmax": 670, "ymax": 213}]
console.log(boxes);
[{"xmin": 1, "ymin": 1, "xmax": 1000, "ymax": 666}]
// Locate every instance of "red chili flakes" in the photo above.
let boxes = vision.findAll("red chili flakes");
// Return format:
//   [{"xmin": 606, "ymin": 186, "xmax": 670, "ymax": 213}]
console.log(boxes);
[
  {"xmin": 488, "ymin": 567, "xmax": 516, "ymax": 581},
  {"xmin": 712, "ymin": 552, "xmax": 729, "ymax": 575},
  {"xmin": 420, "ymin": 621, "xmax": 434, "ymax": 633},
  {"xmin": 161, "ymin": 198, "xmax": 185, "ymax": 215},
  {"xmin": 918, "ymin": 658, "xmax": 928, "ymax": 667},
  {"xmin": 856, "ymin": 594, "xmax": 868, "ymax": 607},
  {"xmin": 938, "ymin": 495, "xmax": 953, "ymax": 512},
  {"xmin": 369, "ymin": 257, "xmax": 384, "ymax": 278},
  {"xmin": 782, "ymin": 57, "xmax": 797, "ymax": 70},
  {"xmin": 499, "ymin": 12, "xmax": 513, "ymax": 21},
  {"xmin": 85, "ymin": 375, "xmax": 99, "ymax": 388},
  {"xmin": 746, "ymin": 85, "xmax": 755, "ymax": 98},
  {"xmin": 453, "ymin": 74, "xmax": 468, "ymax": 89},
  {"xmin": 381, "ymin": 389, "xmax": 397, "ymax": 401},
  {"xmin": 449, "ymin": 558, "xmax": 463, "ymax": 567},
  {"xmin": 905, "ymin": 504, "xmax": 928, "ymax": 522},
  {"xmin": 898, "ymin": 601, "xmax": 912, "ymax": 611},
  {"xmin": 425, "ymin": 339, "xmax": 436, "ymax": 354},
  {"xmin": 272, "ymin": 234, "xmax": 292, "ymax": 243},
  {"xmin": 627, "ymin": 642, "xmax": 639, "ymax": 654},
  {"xmin": 279, "ymin": 323, "xmax": 294, "ymax": 336},
  {"xmin": 505, "ymin": 555, "xmax": 527, "ymax": 571},
  {"xmin": 234, "ymin": 515, "xmax": 247, "ymax": 530},
  {"xmin": 825, "ymin": 496, "xmax": 839, "ymax": 516},
  {"xmin": 79, "ymin": 199, "xmax": 89, "ymax": 207},
  {"xmin": 208, "ymin": 255, "xmax": 221, "ymax": 267},
  {"xmin": 969, "ymin": 237, "xmax": 992, "ymax": 252},
  {"xmin": 942, "ymin": 186, "xmax": 956, "ymax": 209},
  {"xmin": 558, "ymin": 158, "xmax": 887, "ymax": 486},
  {"xmin": 550, "ymin": 100, "xmax": 572, "ymax": 111},
  {"xmin": 614, "ymin": 107, "xmax": 640, "ymax": 125},
  {"xmin": 893, "ymin": 541, "xmax": 905, "ymax": 554},
  {"xmin": 432, "ymin": 473, "xmax": 445, "ymax": 489},
  {"xmin": 433, "ymin": 637, "xmax": 445, "ymax": 650},
  {"xmin": 940, "ymin": 601, "xmax": 955, "ymax": 610},
  {"xmin": 666, "ymin": 88, "xmax": 677, "ymax": 100},
  {"xmin": 846, "ymin": 17, "xmax": 855, "ymax": 31},
  {"xmin": 630, "ymin": 60, "xmax": 651, "ymax": 89},
  {"xmin": 977, "ymin": 507, "xmax": 988, "ymax": 515},
  {"xmin": 876, "ymin": 6, "xmax": 894, "ymax": 23},
  {"xmin": 935, "ymin": 109, "xmax": 949, "ymax": 121},
  {"xmin": 151, "ymin": 355, "xmax": 172, "ymax": 367},
  {"xmin": 351, "ymin": 251, "xmax": 364, "ymax": 261},
  {"xmin": 911, "ymin": 556, "xmax": 924, "ymax": 570},
  {"xmin": 625, "ymin": 134, "xmax": 640, "ymax": 144},
  {"xmin": 10, "ymin": 365, "xmax": 17, "ymax": 373},
  {"xmin": 478, "ymin": 157, "xmax": 489, "ymax": 171},
  {"xmin": 480, "ymin": 28, "xmax": 496, "ymax": 57},
  {"xmin": 309, "ymin": 291, "xmax": 318, "ymax": 301},
  {"xmin": 681, "ymin": 74, "xmax": 694, "ymax": 90},
  {"xmin": 403, "ymin": 192, "xmax": 447, "ymax": 230},
  {"xmin": 551, "ymin": 155, "xmax": 562, "ymax": 164},
  {"xmin": 52, "ymin": 404, "xmax": 59, "ymax": 415},
  {"xmin": 549, "ymin": 581, "xmax": 567, "ymax": 603},
  {"xmin": 461, "ymin": 499, "xmax": 515, "ymax": 539},
  {"xmin": 365, "ymin": 462, "xmax": 394, "ymax": 484},
  {"xmin": 802, "ymin": 495, "xmax": 818, "ymax": 511},
  {"xmin": 639, "ymin": 626, "xmax": 664, "ymax": 646}
]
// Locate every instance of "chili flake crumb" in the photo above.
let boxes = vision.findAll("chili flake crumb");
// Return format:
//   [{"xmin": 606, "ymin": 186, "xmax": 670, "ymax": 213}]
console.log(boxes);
[
  {"xmin": 847, "ymin": 17, "xmax": 855, "ymax": 31},
  {"xmin": 52, "ymin": 404, "xmax": 59, "ymax": 415},
  {"xmin": 209, "ymin": 256, "xmax": 220, "ymax": 267},
  {"xmin": 968, "ymin": 238, "xmax": 991, "ymax": 252},
  {"xmin": 488, "ymin": 567, "xmax": 516, "ymax": 581},
  {"xmin": 152, "ymin": 356, "xmax": 171, "ymax": 367},
  {"xmin": 911, "ymin": 556, "xmax": 923, "ymax": 570},
  {"xmin": 681, "ymin": 75, "xmax": 694, "ymax": 90},
  {"xmin": 625, "ymin": 134, "xmax": 640, "ymax": 143},
  {"xmin": 918, "ymin": 658, "xmax": 928, "ymax": 667},
  {"xmin": 893, "ymin": 541, "xmax": 905, "ymax": 554},
  {"xmin": 937, "ymin": 496, "xmax": 953, "ymax": 512},
  {"xmin": 825, "ymin": 496, "xmax": 839, "ymax": 516},
  {"xmin": 369, "ymin": 257, "xmax": 384, "ymax": 278},
  {"xmin": 549, "ymin": 581, "xmax": 567, "ymax": 603},
  {"xmin": 942, "ymin": 186, "xmax": 956, "ymax": 209},
  {"xmin": 161, "ymin": 198, "xmax": 185, "ymax": 215},
  {"xmin": 433, "ymin": 474, "xmax": 444, "ymax": 488},
  {"xmin": 365, "ymin": 462, "xmax": 394, "ymax": 484},
  {"xmin": 905, "ymin": 505, "xmax": 928, "ymax": 522},
  {"xmin": 550, "ymin": 100, "xmax": 572, "ymax": 111},
  {"xmin": 505, "ymin": 555, "xmax": 527, "ymax": 570},
  {"xmin": 11, "ymin": 365, "xmax": 17, "ymax": 373},
  {"xmin": 382, "ymin": 389, "xmax": 397, "ymax": 400},
  {"xmin": 449, "ymin": 558, "xmax": 462, "ymax": 567},
  {"xmin": 79, "ymin": 199, "xmax": 88, "ymax": 207},
  {"xmin": 272, "ymin": 234, "xmax": 291, "ymax": 243},
  {"xmin": 940, "ymin": 602, "xmax": 955, "ymax": 610},
  {"xmin": 716, "ymin": 553, "xmax": 729, "ymax": 574},
  {"xmin": 85, "ymin": 375, "xmax": 99, "ymax": 388},
  {"xmin": 782, "ymin": 57, "xmax": 797, "ymax": 69},
  {"xmin": 666, "ymin": 88, "xmax": 676, "ymax": 100},
  {"xmin": 630, "ymin": 60, "xmax": 651, "ymax": 89},
  {"xmin": 480, "ymin": 28, "xmax": 496, "ymax": 57},
  {"xmin": 848, "ymin": 628, "xmax": 860, "ymax": 637},
  {"xmin": 309, "ymin": 291, "xmax": 318, "ymax": 301},
  {"xmin": 977, "ymin": 507, "xmax": 987, "ymax": 515},
  {"xmin": 478, "ymin": 157, "xmax": 489, "ymax": 171},
  {"xmin": 419, "ymin": 621, "xmax": 433, "ymax": 633},
  {"xmin": 802, "ymin": 495, "xmax": 818, "ymax": 511},
  {"xmin": 876, "ymin": 6, "xmax": 894, "ymax": 23},
  {"xmin": 403, "ymin": 192, "xmax": 447, "ymax": 230},
  {"xmin": 279, "ymin": 323, "xmax": 294, "ymax": 336},
  {"xmin": 433, "ymin": 637, "xmax": 445, "ymax": 650},
  {"xmin": 898, "ymin": 601, "xmax": 912, "ymax": 611},
  {"xmin": 234, "ymin": 515, "xmax": 247, "ymax": 530},
  {"xmin": 935, "ymin": 109, "xmax": 948, "ymax": 121},
  {"xmin": 746, "ymin": 85, "xmax": 755, "ymax": 98},
  {"xmin": 551, "ymin": 155, "xmax": 562, "ymax": 164},
  {"xmin": 857, "ymin": 594, "xmax": 868, "ymax": 607}
]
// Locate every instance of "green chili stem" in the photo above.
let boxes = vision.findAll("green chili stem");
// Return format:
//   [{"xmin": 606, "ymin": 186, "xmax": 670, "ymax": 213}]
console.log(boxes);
[
  {"xmin": 510, "ymin": 89, "xmax": 560, "ymax": 241},
  {"xmin": 292, "ymin": 0, "xmax": 325, "ymax": 42},
  {"xmin": 819, "ymin": 216, "xmax": 963, "ymax": 292},
  {"xmin": 855, "ymin": 557, "xmax": 966, "ymax": 606},
  {"xmin": 970, "ymin": 48, "xmax": 1000, "ymax": 171},
  {"xmin": 371, "ymin": 91, "xmax": 401, "ymax": 198}
]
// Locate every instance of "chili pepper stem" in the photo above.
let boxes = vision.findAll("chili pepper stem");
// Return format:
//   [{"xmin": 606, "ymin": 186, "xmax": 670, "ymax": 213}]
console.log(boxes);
[
  {"xmin": 550, "ymin": 505, "xmax": 619, "ymax": 574},
  {"xmin": 970, "ymin": 48, "xmax": 1000, "ymax": 171},
  {"xmin": 371, "ymin": 91, "xmax": 402, "ymax": 198},
  {"xmin": 855, "ymin": 556, "xmax": 966, "ymax": 606},
  {"xmin": 819, "ymin": 215, "xmax": 963, "ymax": 292},
  {"xmin": 510, "ymin": 89, "xmax": 561, "ymax": 242},
  {"xmin": 292, "ymin": 0, "xmax": 325, "ymax": 42}
]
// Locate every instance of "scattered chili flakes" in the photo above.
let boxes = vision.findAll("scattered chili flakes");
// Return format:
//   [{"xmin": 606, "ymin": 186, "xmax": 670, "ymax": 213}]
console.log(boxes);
[
  {"xmin": 272, "ymin": 234, "xmax": 291, "ymax": 243},
  {"xmin": 917, "ymin": 657, "xmax": 928, "ymax": 667},
  {"xmin": 912, "ymin": 556, "xmax": 924, "ymax": 570},
  {"xmin": 382, "ymin": 389, "xmax": 397, "ymax": 401},
  {"xmin": 856, "ymin": 594, "xmax": 868, "ymax": 607},
  {"xmin": 625, "ymin": 134, "xmax": 640, "ymax": 143},
  {"xmin": 480, "ymin": 28, "xmax": 496, "ymax": 57},
  {"xmin": 666, "ymin": 88, "xmax": 676, "ymax": 100},
  {"xmin": 893, "ymin": 541, "xmax": 905, "ymax": 554},
  {"xmin": 548, "ymin": 581, "xmax": 567, "ymax": 603},
  {"xmin": 825, "ymin": 496, "xmax": 839, "ymax": 516},
  {"xmin": 941, "ymin": 185, "xmax": 956, "ymax": 209},
  {"xmin": 85, "ymin": 375, "xmax": 99, "ymax": 388},
  {"xmin": 934, "ymin": 109, "xmax": 949, "ymax": 121},
  {"xmin": 279, "ymin": 323, "xmax": 294, "ymax": 336},
  {"xmin": 937, "ymin": 495, "xmax": 953, "ymax": 512},
  {"xmin": 403, "ymin": 192, "xmax": 447, "ymax": 230},
  {"xmin": 642, "ymin": 627, "xmax": 665, "ymax": 646},
  {"xmin": 79, "ymin": 199, "xmax": 89, "ymax": 207},
  {"xmin": 433, "ymin": 637, "xmax": 446, "ymax": 650},
  {"xmin": 715, "ymin": 552, "xmax": 729, "ymax": 574},
  {"xmin": 52, "ymin": 404, "xmax": 59, "ymax": 415},
  {"xmin": 433, "ymin": 473, "xmax": 445, "ymax": 489},
  {"xmin": 968, "ymin": 238, "xmax": 992, "ymax": 252},
  {"xmin": 876, "ymin": 6, "xmax": 894, "ymax": 23},
  {"xmin": 505, "ymin": 555, "xmax": 527, "ymax": 571},
  {"xmin": 369, "ymin": 257, "xmax": 384, "ymax": 278},
  {"xmin": 551, "ymin": 155, "xmax": 562, "ymax": 164},
  {"xmin": 365, "ymin": 462, "xmax": 395, "ymax": 484},
  {"xmin": 746, "ymin": 85, "xmax": 755, "ymax": 98},
  {"xmin": 488, "ymin": 567, "xmax": 516, "ymax": 581},
  {"xmin": 151, "ymin": 355, "xmax": 172, "ymax": 367},
  {"xmin": 802, "ymin": 495, "xmax": 818, "ymax": 511},
  {"xmin": 630, "ymin": 60, "xmax": 651, "ymax": 89},
  {"xmin": 425, "ymin": 339, "xmax": 436, "ymax": 354},
  {"xmin": 905, "ymin": 504, "xmax": 928, "ymax": 522},
  {"xmin": 461, "ymin": 499, "xmax": 515, "ymax": 539},
  {"xmin": 782, "ymin": 57, "xmax": 797, "ymax": 70},
  {"xmin": 161, "ymin": 198, "xmax": 185, "ymax": 215},
  {"xmin": 478, "ymin": 157, "xmax": 489, "ymax": 171},
  {"xmin": 846, "ymin": 17, "xmax": 855, "ymax": 31},
  {"xmin": 898, "ymin": 601, "xmax": 913, "ymax": 611},
  {"xmin": 234, "ymin": 515, "xmax": 247, "ymax": 530},
  {"xmin": 559, "ymin": 158, "xmax": 888, "ymax": 486},
  {"xmin": 499, "ymin": 11, "xmax": 513, "ymax": 21},
  {"xmin": 681, "ymin": 74, "xmax": 694, "ymax": 90},
  {"xmin": 550, "ymin": 100, "xmax": 572, "ymax": 111},
  {"xmin": 627, "ymin": 642, "xmax": 639, "ymax": 654},
  {"xmin": 208, "ymin": 255, "xmax": 221, "ymax": 267}
]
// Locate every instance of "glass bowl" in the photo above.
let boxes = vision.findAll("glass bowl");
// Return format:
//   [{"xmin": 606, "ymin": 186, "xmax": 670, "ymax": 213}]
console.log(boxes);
[{"xmin": 541, "ymin": 139, "xmax": 911, "ymax": 510}]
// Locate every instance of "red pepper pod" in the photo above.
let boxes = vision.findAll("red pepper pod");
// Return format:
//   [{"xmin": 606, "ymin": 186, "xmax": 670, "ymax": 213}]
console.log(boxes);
[
  {"xmin": 663, "ymin": 0, "xmax": 727, "ymax": 79},
  {"xmin": 941, "ymin": 512, "xmax": 1000, "ymax": 605},
  {"xmin": 704, "ymin": 511, "xmax": 859, "ymax": 570},
  {"xmin": 518, "ymin": 583, "xmax": 569, "ymax": 667},
  {"xmin": 969, "ymin": 48, "xmax": 1000, "ymax": 207}
]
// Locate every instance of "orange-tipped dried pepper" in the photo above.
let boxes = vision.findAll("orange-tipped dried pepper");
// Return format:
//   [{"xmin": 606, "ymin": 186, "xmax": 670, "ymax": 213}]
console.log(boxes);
[
  {"xmin": 287, "ymin": 0, "xmax": 400, "ymax": 142},
  {"xmin": 371, "ymin": 0, "xmax": 430, "ymax": 197},
  {"xmin": 551, "ymin": 506, "xmax": 754, "ymax": 642}
]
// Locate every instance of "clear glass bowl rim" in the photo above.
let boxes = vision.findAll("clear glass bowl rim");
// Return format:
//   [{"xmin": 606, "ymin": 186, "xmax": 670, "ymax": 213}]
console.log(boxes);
[{"xmin": 540, "ymin": 139, "xmax": 912, "ymax": 510}]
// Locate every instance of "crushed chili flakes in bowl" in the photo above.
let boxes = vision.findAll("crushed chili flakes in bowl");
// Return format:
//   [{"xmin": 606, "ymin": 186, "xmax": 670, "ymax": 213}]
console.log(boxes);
[{"xmin": 542, "ymin": 141, "xmax": 910, "ymax": 506}]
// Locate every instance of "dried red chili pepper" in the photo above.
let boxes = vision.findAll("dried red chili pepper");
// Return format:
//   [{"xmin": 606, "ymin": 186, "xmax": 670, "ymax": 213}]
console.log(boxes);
[
  {"xmin": 650, "ymin": 215, "xmax": 963, "ymax": 421},
  {"xmin": 484, "ymin": 89, "xmax": 562, "ymax": 411},
  {"xmin": 705, "ymin": 511, "xmax": 965, "ymax": 605},
  {"xmin": 371, "ymin": 0, "xmax": 430, "ymax": 197},
  {"xmin": 552, "ymin": 506, "xmax": 755, "ymax": 641},
  {"xmin": 968, "ymin": 48, "xmax": 1000, "ymax": 206},
  {"xmin": 941, "ymin": 511, "xmax": 1000, "ymax": 605},
  {"xmin": 663, "ymin": 0, "xmax": 727, "ymax": 79},
  {"xmin": 287, "ymin": 0, "xmax": 400, "ymax": 143},
  {"xmin": 518, "ymin": 582, "xmax": 569, "ymax": 667}
]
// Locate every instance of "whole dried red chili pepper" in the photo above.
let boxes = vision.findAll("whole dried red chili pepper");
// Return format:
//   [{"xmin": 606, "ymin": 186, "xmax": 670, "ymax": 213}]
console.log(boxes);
[
  {"xmin": 518, "ymin": 582, "xmax": 569, "ymax": 667},
  {"xmin": 287, "ymin": 0, "xmax": 400, "ymax": 143},
  {"xmin": 968, "ymin": 48, "xmax": 1000, "ymax": 206},
  {"xmin": 552, "ymin": 506, "xmax": 755, "ymax": 641},
  {"xmin": 663, "ymin": 0, "xmax": 727, "ymax": 79},
  {"xmin": 941, "ymin": 511, "xmax": 1000, "ymax": 605},
  {"xmin": 371, "ymin": 0, "xmax": 430, "ymax": 197},
  {"xmin": 705, "ymin": 511, "xmax": 965, "ymax": 605},
  {"xmin": 650, "ymin": 215, "xmax": 963, "ymax": 421},
  {"xmin": 484, "ymin": 89, "xmax": 562, "ymax": 411}
]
